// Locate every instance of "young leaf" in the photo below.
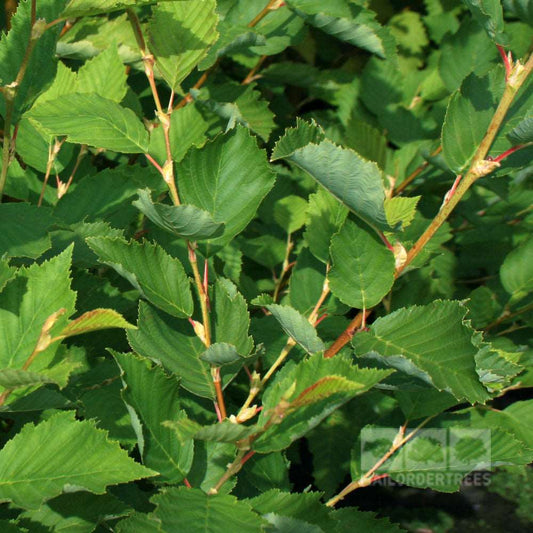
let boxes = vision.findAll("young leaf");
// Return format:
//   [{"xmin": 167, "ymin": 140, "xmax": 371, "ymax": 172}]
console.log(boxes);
[
  {"xmin": 254, "ymin": 355, "xmax": 392, "ymax": 452},
  {"xmin": 0, "ymin": 246, "xmax": 76, "ymax": 371},
  {"xmin": 113, "ymin": 352, "xmax": 193, "ymax": 483},
  {"xmin": 133, "ymin": 189, "xmax": 225, "ymax": 241},
  {"xmin": 87, "ymin": 237, "xmax": 193, "ymax": 318},
  {"xmin": 0, "ymin": 368, "xmax": 57, "ymax": 390},
  {"xmin": 353, "ymin": 301, "xmax": 490, "ymax": 403},
  {"xmin": 127, "ymin": 302, "xmax": 214, "ymax": 399},
  {"xmin": 272, "ymin": 129, "xmax": 393, "ymax": 232},
  {"xmin": 26, "ymin": 93, "xmax": 149, "ymax": 153},
  {"xmin": 178, "ymin": 126, "xmax": 276, "ymax": 249},
  {"xmin": 328, "ymin": 220, "xmax": 396, "ymax": 309},
  {"xmin": 271, "ymin": 118, "xmax": 326, "ymax": 161},
  {"xmin": 507, "ymin": 115, "xmax": 533, "ymax": 144},
  {"xmin": 0, "ymin": 411, "xmax": 155, "ymax": 510},
  {"xmin": 58, "ymin": 309, "xmax": 135, "ymax": 338},
  {"xmin": 265, "ymin": 304, "xmax": 325, "ymax": 354},
  {"xmin": 148, "ymin": 0, "xmax": 219, "ymax": 90}
]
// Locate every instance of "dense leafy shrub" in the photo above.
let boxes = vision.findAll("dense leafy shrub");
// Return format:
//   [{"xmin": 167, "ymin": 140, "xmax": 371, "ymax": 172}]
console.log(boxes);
[{"xmin": 0, "ymin": 0, "xmax": 532, "ymax": 531}]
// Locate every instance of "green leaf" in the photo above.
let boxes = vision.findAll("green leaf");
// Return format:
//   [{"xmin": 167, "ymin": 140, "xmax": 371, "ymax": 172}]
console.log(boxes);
[
  {"xmin": 87, "ymin": 237, "xmax": 193, "ymax": 318},
  {"xmin": 507, "ymin": 114, "xmax": 533, "ymax": 144},
  {"xmin": 265, "ymin": 304, "xmax": 325, "ymax": 354},
  {"xmin": 332, "ymin": 508, "xmax": 405, "ymax": 533},
  {"xmin": 61, "ymin": 0, "xmax": 174, "ymax": 17},
  {"xmin": 254, "ymin": 355, "xmax": 392, "ymax": 452},
  {"xmin": 246, "ymin": 490, "xmax": 332, "ymax": 530},
  {"xmin": 59, "ymin": 308, "xmax": 135, "ymax": 338},
  {"xmin": 442, "ymin": 72, "xmax": 500, "ymax": 173},
  {"xmin": 462, "ymin": 0, "xmax": 508, "ymax": 45},
  {"xmin": 0, "ymin": 247, "xmax": 76, "ymax": 371},
  {"xmin": 353, "ymin": 301, "xmax": 490, "ymax": 403},
  {"xmin": 20, "ymin": 493, "xmax": 131, "ymax": 533},
  {"xmin": 178, "ymin": 126, "xmax": 276, "ymax": 249},
  {"xmin": 0, "ymin": 260, "xmax": 16, "ymax": 292},
  {"xmin": 273, "ymin": 128, "xmax": 392, "ymax": 232},
  {"xmin": 213, "ymin": 278, "xmax": 254, "ymax": 357},
  {"xmin": 26, "ymin": 93, "xmax": 149, "ymax": 153},
  {"xmin": 0, "ymin": 368, "xmax": 56, "ymax": 390},
  {"xmin": 113, "ymin": 352, "xmax": 193, "ymax": 483},
  {"xmin": 0, "ymin": 203, "xmax": 54, "ymax": 259},
  {"xmin": 200, "ymin": 343, "xmax": 242, "ymax": 366},
  {"xmin": 304, "ymin": 187, "xmax": 348, "ymax": 264},
  {"xmin": 192, "ymin": 420, "xmax": 257, "ymax": 444},
  {"xmin": 384, "ymin": 196, "xmax": 421, "ymax": 229},
  {"xmin": 149, "ymin": 487, "xmax": 265, "ymax": 532},
  {"xmin": 329, "ymin": 220, "xmax": 396, "ymax": 309},
  {"xmin": 77, "ymin": 44, "xmax": 128, "ymax": 102},
  {"xmin": 133, "ymin": 189, "xmax": 225, "ymax": 241},
  {"xmin": 128, "ymin": 302, "xmax": 214, "ymax": 399},
  {"xmin": 286, "ymin": 0, "xmax": 396, "ymax": 59},
  {"xmin": 148, "ymin": 0, "xmax": 219, "ymax": 90},
  {"xmin": 500, "ymin": 237, "xmax": 533, "ymax": 302},
  {"xmin": 273, "ymin": 195, "xmax": 308, "ymax": 234},
  {"xmin": 148, "ymin": 103, "xmax": 208, "ymax": 164},
  {"xmin": 193, "ymin": 83, "xmax": 276, "ymax": 142},
  {"xmin": 0, "ymin": 411, "xmax": 154, "ymax": 510},
  {"xmin": 0, "ymin": 0, "xmax": 68, "ymax": 121},
  {"xmin": 271, "ymin": 118, "xmax": 326, "ymax": 161}
]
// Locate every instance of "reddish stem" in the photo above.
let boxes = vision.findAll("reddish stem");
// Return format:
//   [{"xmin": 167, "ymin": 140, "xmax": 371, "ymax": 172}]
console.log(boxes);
[
  {"xmin": 145, "ymin": 153, "xmax": 163, "ymax": 174},
  {"xmin": 240, "ymin": 450, "xmax": 256, "ymax": 465},
  {"xmin": 377, "ymin": 231, "xmax": 394, "ymax": 251},
  {"xmin": 491, "ymin": 144, "xmax": 526, "ymax": 163},
  {"xmin": 497, "ymin": 45, "xmax": 512, "ymax": 79},
  {"xmin": 183, "ymin": 478, "xmax": 192, "ymax": 488}
]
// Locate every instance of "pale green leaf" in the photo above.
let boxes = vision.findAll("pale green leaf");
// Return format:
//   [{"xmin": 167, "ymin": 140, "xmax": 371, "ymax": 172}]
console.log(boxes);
[
  {"xmin": 127, "ymin": 302, "xmax": 214, "ymax": 399},
  {"xmin": 0, "ymin": 260, "xmax": 16, "ymax": 292},
  {"xmin": 329, "ymin": 220, "xmax": 395, "ymax": 309},
  {"xmin": 271, "ymin": 118, "xmax": 326, "ymax": 161},
  {"xmin": 0, "ymin": 411, "xmax": 154, "ymax": 509},
  {"xmin": 133, "ymin": 189, "xmax": 225, "ymax": 241},
  {"xmin": 77, "ymin": 44, "xmax": 128, "ymax": 102},
  {"xmin": 148, "ymin": 104, "xmax": 208, "ymax": 164},
  {"xmin": 500, "ymin": 237, "xmax": 533, "ymax": 302},
  {"xmin": 273, "ymin": 195, "xmax": 308, "ymax": 234},
  {"xmin": 59, "ymin": 309, "xmax": 135, "ymax": 339},
  {"xmin": 178, "ymin": 126, "xmax": 276, "ymax": 249},
  {"xmin": 148, "ymin": 0, "xmax": 219, "ymax": 90},
  {"xmin": 0, "ymin": 369, "xmax": 56, "ymax": 390},
  {"xmin": 113, "ymin": 352, "xmax": 193, "ymax": 483},
  {"xmin": 353, "ymin": 301, "xmax": 490, "ymax": 403},
  {"xmin": 61, "ymin": 0, "xmax": 180, "ymax": 18},
  {"xmin": 26, "ymin": 93, "xmax": 149, "ymax": 153},
  {"xmin": 265, "ymin": 304, "xmax": 325, "ymax": 354},
  {"xmin": 254, "ymin": 355, "xmax": 392, "ymax": 452},
  {"xmin": 87, "ymin": 237, "xmax": 193, "ymax": 318},
  {"xmin": 0, "ymin": 247, "xmax": 76, "ymax": 371},
  {"xmin": 384, "ymin": 196, "xmax": 421, "ymax": 229},
  {"xmin": 193, "ymin": 421, "xmax": 257, "ymax": 444},
  {"xmin": 304, "ymin": 187, "xmax": 348, "ymax": 264}
]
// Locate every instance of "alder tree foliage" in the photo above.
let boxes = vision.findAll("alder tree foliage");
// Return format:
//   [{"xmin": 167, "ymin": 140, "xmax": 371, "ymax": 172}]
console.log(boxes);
[{"xmin": 0, "ymin": 0, "xmax": 532, "ymax": 531}]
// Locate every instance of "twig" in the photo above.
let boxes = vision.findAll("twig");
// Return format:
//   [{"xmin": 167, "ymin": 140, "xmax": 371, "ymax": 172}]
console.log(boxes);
[
  {"xmin": 393, "ymin": 145, "xmax": 442, "ymax": 195},
  {"xmin": 326, "ymin": 416, "xmax": 434, "ymax": 507}
]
